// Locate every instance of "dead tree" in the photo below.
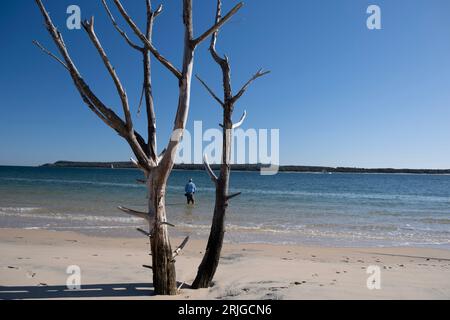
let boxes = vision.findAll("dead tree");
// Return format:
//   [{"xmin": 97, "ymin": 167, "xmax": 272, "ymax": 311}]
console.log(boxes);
[
  {"xmin": 192, "ymin": 0, "xmax": 269, "ymax": 289},
  {"xmin": 34, "ymin": 0, "xmax": 242, "ymax": 295}
]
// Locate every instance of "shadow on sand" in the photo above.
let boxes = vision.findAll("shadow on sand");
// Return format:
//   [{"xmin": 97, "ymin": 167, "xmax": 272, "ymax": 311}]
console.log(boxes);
[{"xmin": 0, "ymin": 283, "xmax": 156, "ymax": 300}]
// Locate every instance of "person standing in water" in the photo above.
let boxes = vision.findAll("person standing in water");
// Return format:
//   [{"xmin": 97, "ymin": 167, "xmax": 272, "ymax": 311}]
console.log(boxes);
[{"xmin": 185, "ymin": 179, "xmax": 197, "ymax": 205}]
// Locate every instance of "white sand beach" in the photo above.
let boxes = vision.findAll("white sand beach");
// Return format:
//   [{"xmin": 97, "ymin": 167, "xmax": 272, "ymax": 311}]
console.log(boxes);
[{"xmin": 1, "ymin": 228, "xmax": 449, "ymax": 300}]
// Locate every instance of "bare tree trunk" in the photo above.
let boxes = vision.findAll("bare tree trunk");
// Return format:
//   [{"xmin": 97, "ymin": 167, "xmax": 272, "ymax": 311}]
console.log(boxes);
[
  {"xmin": 34, "ymin": 0, "xmax": 243, "ymax": 296},
  {"xmin": 147, "ymin": 171, "xmax": 177, "ymax": 295},
  {"xmin": 192, "ymin": 0, "xmax": 269, "ymax": 289},
  {"xmin": 192, "ymin": 108, "xmax": 232, "ymax": 288}
]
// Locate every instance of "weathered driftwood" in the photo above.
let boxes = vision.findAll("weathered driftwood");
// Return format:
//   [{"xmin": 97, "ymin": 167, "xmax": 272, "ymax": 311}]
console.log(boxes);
[
  {"xmin": 192, "ymin": 0, "xmax": 269, "ymax": 289},
  {"xmin": 34, "ymin": 0, "xmax": 242, "ymax": 295}
]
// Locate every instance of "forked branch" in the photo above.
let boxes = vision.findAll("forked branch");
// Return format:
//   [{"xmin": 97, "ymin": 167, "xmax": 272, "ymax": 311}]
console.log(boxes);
[
  {"xmin": 32, "ymin": 40, "xmax": 68, "ymax": 70},
  {"xmin": 34, "ymin": 0, "xmax": 152, "ymax": 170},
  {"xmin": 101, "ymin": 0, "xmax": 143, "ymax": 51},
  {"xmin": 232, "ymin": 69, "xmax": 271, "ymax": 103},
  {"xmin": 192, "ymin": 2, "xmax": 244, "ymax": 47},
  {"xmin": 112, "ymin": 0, "xmax": 182, "ymax": 79}
]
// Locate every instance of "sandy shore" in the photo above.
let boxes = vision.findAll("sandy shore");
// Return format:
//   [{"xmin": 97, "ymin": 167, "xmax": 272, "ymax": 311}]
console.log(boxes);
[{"xmin": 0, "ymin": 228, "xmax": 449, "ymax": 300}]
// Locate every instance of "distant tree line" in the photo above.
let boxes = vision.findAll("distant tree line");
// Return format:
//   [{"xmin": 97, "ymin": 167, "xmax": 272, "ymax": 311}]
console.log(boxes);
[{"xmin": 42, "ymin": 161, "xmax": 450, "ymax": 175}]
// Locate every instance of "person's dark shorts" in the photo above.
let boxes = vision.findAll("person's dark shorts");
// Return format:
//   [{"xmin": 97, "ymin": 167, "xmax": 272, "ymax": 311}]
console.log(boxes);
[{"xmin": 185, "ymin": 193, "xmax": 194, "ymax": 203}]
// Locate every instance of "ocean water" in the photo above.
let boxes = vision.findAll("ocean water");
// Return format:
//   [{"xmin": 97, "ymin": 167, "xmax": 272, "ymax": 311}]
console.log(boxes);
[{"xmin": 0, "ymin": 166, "xmax": 449, "ymax": 248}]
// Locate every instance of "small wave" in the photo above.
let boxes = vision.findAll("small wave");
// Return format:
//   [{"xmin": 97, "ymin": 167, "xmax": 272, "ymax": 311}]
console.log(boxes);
[
  {"xmin": 419, "ymin": 218, "xmax": 450, "ymax": 225},
  {"xmin": 0, "ymin": 177, "xmax": 145, "ymax": 189},
  {"xmin": 0, "ymin": 207, "xmax": 42, "ymax": 213},
  {"xmin": 177, "ymin": 222, "xmax": 291, "ymax": 234},
  {"xmin": 231, "ymin": 188, "xmax": 450, "ymax": 203},
  {"xmin": 0, "ymin": 210, "xmax": 142, "ymax": 224}
]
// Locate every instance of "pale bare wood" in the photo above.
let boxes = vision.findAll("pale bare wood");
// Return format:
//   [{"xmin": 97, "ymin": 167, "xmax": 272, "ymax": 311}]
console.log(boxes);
[
  {"xmin": 203, "ymin": 154, "xmax": 218, "ymax": 185},
  {"xmin": 192, "ymin": 2, "xmax": 244, "ymax": 47},
  {"xmin": 232, "ymin": 110, "xmax": 247, "ymax": 129},
  {"xmin": 177, "ymin": 281, "xmax": 185, "ymax": 291},
  {"xmin": 172, "ymin": 236, "xmax": 190, "ymax": 261},
  {"xmin": 130, "ymin": 157, "xmax": 145, "ymax": 170}
]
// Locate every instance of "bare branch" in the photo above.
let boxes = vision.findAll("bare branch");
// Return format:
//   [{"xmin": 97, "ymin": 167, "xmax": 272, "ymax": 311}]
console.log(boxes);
[
  {"xmin": 232, "ymin": 110, "xmax": 247, "ymax": 129},
  {"xmin": 130, "ymin": 157, "xmax": 142, "ymax": 169},
  {"xmin": 192, "ymin": 2, "xmax": 244, "ymax": 47},
  {"xmin": 208, "ymin": 1, "xmax": 233, "ymax": 102},
  {"xmin": 157, "ymin": 0, "xmax": 196, "ymax": 171},
  {"xmin": 81, "ymin": 16, "xmax": 152, "ymax": 164},
  {"xmin": 161, "ymin": 221, "xmax": 175, "ymax": 227},
  {"xmin": 226, "ymin": 192, "xmax": 242, "ymax": 201},
  {"xmin": 157, "ymin": 148, "xmax": 167, "ymax": 164},
  {"xmin": 33, "ymin": 40, "xmax": 68, "ymax": 70},
  {"xmin": 113, "ymin": 0, "xmax": 182, "ymax": 79},
  {"xmin": 154, "ymin": 4, "xmax": 163, "ymax": 18},
  {"xmin": 203, "ymin": 154, "xmax": 218, "ymax": 185},
  {"xmin": 81, "ymin": 17, "xmax": 134, "ymax": 132},
  {"xmin": 146, "ymin": 0, "xmax": 164, "ymax": 19},
  {"xmin": 142, "ymin": 265, "xmax": 153, "ymax": 270},
  {"xmin": 177, "ymin": 281, "xmax": 186, "ymax": 292},
  {"xmin": 143, "ymin": 0, "xmax": 158, "ymax": 161},
  {"xmin": 195, "ymin": 75, "xmax": 224, "ymax": 107},
  {"xmin": 137, "ymin": 227, "xmax": 152, "ymax": 237},
  {"xmin": 172, "ymin": 236, "xmax": 190, "ymax": 261},
  {"xmin": 232, "ymin": 69, "xmax": 270, "ymax": 103},
  {"xmin": 210, "ymin": 0, "xmax": 222, "ymax": 52},
  {"xmin": 101, "ymin": 0, "xmax": 143, "ymax": 51},
  {"xmin": 137, "ymin": 83, "xmax": 145, "ymax": 115},
  {"xmin": 118, "ymin": 206, "xmax": 151, "ymax": 221},
  {"xmin": 34, "ymin": 0, "xmax": 153, "ymax": 171}
]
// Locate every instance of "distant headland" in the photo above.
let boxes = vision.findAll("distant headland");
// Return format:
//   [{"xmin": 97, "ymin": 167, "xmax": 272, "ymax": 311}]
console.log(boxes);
[{"xmin": 40, "ymin": 161, "xmax": 450, "ymax": 175}]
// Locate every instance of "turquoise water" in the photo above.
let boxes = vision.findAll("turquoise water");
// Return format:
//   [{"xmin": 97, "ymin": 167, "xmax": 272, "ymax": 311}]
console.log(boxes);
[{"xmin": 0, "ymin": 166, "xmax": 449, "ymax": 248}]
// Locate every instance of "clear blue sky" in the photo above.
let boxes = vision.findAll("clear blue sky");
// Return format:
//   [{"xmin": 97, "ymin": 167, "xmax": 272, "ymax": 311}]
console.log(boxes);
[{"xmin": 1, "ymin": 0, "xmax": 449, "ymax": 168}]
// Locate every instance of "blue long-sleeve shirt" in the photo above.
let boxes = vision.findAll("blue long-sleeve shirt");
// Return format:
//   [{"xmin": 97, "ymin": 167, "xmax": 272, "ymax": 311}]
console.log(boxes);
[{"xmin": 185, "ymin": 182, "xmax": 196, "ymax": 194}]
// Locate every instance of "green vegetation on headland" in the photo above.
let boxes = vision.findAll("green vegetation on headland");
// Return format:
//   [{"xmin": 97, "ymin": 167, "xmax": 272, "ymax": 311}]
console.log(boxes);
[{"xmin": 40, "ymin": 161, "xmax": 450, "ymax": 174}]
